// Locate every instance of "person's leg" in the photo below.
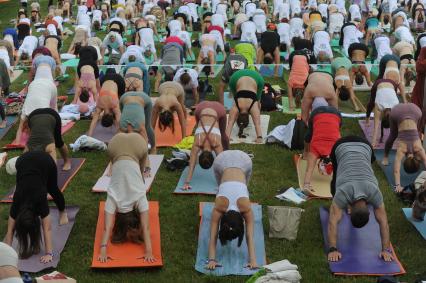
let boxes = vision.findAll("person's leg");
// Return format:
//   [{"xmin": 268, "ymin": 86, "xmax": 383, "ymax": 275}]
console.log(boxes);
[
  {"xmin": 45, "ymin": 155, "xmax": 68, "ymax": 225},
  {"xmin": 218, "ymin": 80, "xmax": 226, "ymax": 105},
  {"xmin": 154, "ymin": 71, "xmax": 162, "ymax": 92},
  {"xmin": 177, "ymin": 93, "xmax": 187, "ymax": 118},
  {"xmin": 0, "ymin": 103, "xmax": 6, "ymax": 128},
  {"xmin": 144, "ymin": 96, "xmax": 156, "ymax": 154},
  {"xmin": 287, "ymin": 84, "xmax": 295, "ymax": 110},
  {"xmin": 208, "ymin": 50, "xmax": 215, "ymax": 74},
  {"xmin": 256, "ymin": 47, "xmax": 264, "ymax": 64},
  {"xmin": 273, "ymin": 47, "xmax": 280, "ymax": 77},
  {"xmin": 303, "ymin": 152, "xmax": 318, "ymax": 194},
  {"xmin": 51, "ymin": 109, "xmax": 71, "ymax": 170}
]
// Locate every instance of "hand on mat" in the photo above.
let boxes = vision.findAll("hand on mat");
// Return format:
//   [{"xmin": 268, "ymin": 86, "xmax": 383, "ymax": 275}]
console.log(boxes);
[
  {"xmin": 137, "ymin": 252, "xmax": 156, "ymax": 263},
  {"xmin": 40, "ymin": 254, "xmax": 53, "ymax": 264},
  {"xmin": 182, "ymin": 182, "xmax": 192, "ymax": 190},
  {"xmin": 394, "ymin": 184, "xmax": 404, "ymax": 193},
  {"xmin": 98, "ymin": 249, "xmax": 113, "ymax": 263},
  {"xmin": 206, "ymin": 260, "xmax": 220, "ymax": 270},
  {"xmin": 371, "ymin": 141, "xmax": 377, "ymax": 149},
  {"xmin": 380, "ymin": 250, "xmax": 394, "ymax": 262},
  {"xmin": 255, "ymin": 137, "xmax": 263, "ymax": 144},
  {"xmin": 143, "ymin": 167, "xmax": 152, "ymax": 178},
  {"xmin": 382, "ymin": 157, "xmax": 389, "ymax": 166},
  {"xmin": 328, "ymin": 250, "xmax": 342, "ymax": 262},
  {"xmin": 246, "ymin": 261, "xmax": 259, "ymax": 270}
]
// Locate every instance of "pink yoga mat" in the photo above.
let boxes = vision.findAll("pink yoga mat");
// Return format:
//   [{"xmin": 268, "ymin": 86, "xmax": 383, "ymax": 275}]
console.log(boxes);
[{"xmin": 358, "ymin": 120, "xmax": 396, "ymax": 150}]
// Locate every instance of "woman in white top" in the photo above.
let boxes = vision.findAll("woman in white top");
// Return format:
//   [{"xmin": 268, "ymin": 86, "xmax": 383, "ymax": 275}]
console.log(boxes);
[
  {"xmin": 98, "ymin": 133, "xmax": 155, "ymax": 263},
  {"xmin": 341, "ymin": 23, "xmax": 363, "ymax": 57},
  {"xmin": 277, "ymin": 21, "xmax": 291, "ymax": 55},
  {"xmin": 136, "ymin": 27, "xmax": 157, "ymax": 60},
  {"xmin": 0, "ymin": 242, "xmax": 23, "ymax": 283},
  {"xmin": 253, "ymin": 9, "xmax": 267, "ymax": 33},
  {"xmin": 374, "ymin": 35, "xmax": 392, "ymax": 63},
  {"xmin": 241, "ymin": 20, "xmax": 258, "ymax": 47},
  {"xmin": 289, "ymin": 16, "xmax": 304, "ymax": 41},
  {"xmin": 206, "ymin": 150, "xmax": 257, "ymax": 270},
  {"xmin": 313, "ymin": 30, "xmax": 333, "ymax": 62},
  {"xmin": 183, "ymin": 101, "xmax": 228, "ymax": 190},
  {"xmin": 17, "ymin": 35, "xmax": 38, "ymax": 64}
]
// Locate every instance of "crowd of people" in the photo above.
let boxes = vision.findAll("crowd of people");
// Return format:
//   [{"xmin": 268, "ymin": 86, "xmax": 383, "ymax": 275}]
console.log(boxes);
[{"xmin": 0, "ymin": 0, "xmax": 426, "ymax": 281}]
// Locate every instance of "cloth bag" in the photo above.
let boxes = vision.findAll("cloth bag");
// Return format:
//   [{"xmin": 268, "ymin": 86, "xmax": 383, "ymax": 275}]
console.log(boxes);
[{"xmin": 267, "ymin": 206, "xmax": 303, "ymax": 240}]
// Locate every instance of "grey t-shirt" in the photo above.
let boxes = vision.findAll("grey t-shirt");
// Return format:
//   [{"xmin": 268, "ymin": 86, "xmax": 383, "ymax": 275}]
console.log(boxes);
[{"xmin": 334, "ymin": 142, "xmax": 383, "ymax": 209}]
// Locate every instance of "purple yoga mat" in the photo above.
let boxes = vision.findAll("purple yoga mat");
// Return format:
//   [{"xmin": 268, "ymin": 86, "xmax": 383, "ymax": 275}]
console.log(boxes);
[
  {"xmin": 90, "ymin": 123, "xmax": 118, "ymax": 143},
  {"xmin": 1, "ymin": 158, "xmax": 85, "ymax": 203},
  {"xmin": 13, "ymin": 206, "xmax": 80, "ymax": 273},
  {"xmin": 319, "ymin": 206, "xmax": 405, "ymax": 275},
  {"xmin": 358, "ymin": 120, "xmax": 396, "ymax": 150}
]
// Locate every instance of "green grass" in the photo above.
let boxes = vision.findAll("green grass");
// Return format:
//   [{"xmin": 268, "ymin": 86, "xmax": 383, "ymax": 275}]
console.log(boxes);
[{"xmin": 0, "ymin": 1, "xmax": 425, "ymax": 283}]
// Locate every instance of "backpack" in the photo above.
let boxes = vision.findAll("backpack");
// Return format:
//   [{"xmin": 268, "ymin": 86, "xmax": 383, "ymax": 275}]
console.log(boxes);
[
  {"xmin": 290, "ymin": 119, "xmax": 307, "ymax": 150},
  {"xmin": 260, "ymin": 83, "xmax": 277, "ymax": 112}
]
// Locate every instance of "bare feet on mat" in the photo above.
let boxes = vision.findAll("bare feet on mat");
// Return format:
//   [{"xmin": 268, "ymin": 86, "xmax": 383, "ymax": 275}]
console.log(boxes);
[
  {"xmin": 59, "ymin": 211, "xmax": 69, "ymax": 225},
  {"xmin": 0, "ymin": 120, "xmax": 6, "ymax": 129},
  {"xmin": 62, "ymin": 160, "xmax": 72, "ymax": 171},
  {"xmin": 40, "ymin": 254, "xmax": 53, "ymax": 264},
  {"xmin": 143, "ymin": 166, "xmax": 151, "ymax": 179},
  {"xmin": 328, "ymin": 251, "xmax": 342, "ymax": 262}
]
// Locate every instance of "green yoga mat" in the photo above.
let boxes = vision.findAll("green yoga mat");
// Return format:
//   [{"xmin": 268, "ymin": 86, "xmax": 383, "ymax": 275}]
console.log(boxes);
[
  {"xmin": 216, "ymin": 53, "xmax": 225, "ymax": 62},
  {"xmin": 63, "ymin": 58, "xmax": 80, "ymax": 68},
  {"xmin": 281, "ymin": 96, "xmax": 301, "ymax": 114},
  {"xmin": 331, "ymin": 39, "xmax": 340, "ymax": 47},
  {"xmin": 186, "ymin": 53, "xmax": 196, "ymax": 62}
]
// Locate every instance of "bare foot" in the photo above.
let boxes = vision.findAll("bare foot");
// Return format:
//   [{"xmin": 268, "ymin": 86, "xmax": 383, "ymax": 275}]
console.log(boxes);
[
  {"xmin": 0, "ymin": 120, "xmax": 6, "ymax": 129},
  {"xmin": 59, "ymin": 211, "xmax": 69, "ymax": 225},
  {"xmin": 62, "ymin": 160, "xmax": 72, "ymax": 171}
]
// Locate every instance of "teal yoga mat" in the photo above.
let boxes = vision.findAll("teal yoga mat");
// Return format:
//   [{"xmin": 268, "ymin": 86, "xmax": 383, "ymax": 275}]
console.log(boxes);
[
  {"xmin": 174, "ymin": 165, "xmax": 217, "ymax": 195},
  {"xmin": 224, "ymin": 91, "xmax": 233, "ymax": 110},
  {"xmin": 195, "ymin": 203, "xmax": 266, "ymax": 276},
  {"xmin": 63, "ymin": 58, "xmax": 80, "ymax": 68},
  {"xmin": 402, "ymin": 208, "xmax": 426, "ymax": 239},
  {"xmin": 0, "ymin": 116, "xmax": 17, "ymax": 140}
]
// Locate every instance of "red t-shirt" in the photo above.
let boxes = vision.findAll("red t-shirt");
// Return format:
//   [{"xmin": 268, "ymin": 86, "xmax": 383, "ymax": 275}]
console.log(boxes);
[
  {"xmin": 311, "ymin": 113, "xmax": 341, "ymax": 157},
  {"xmin": 165, "ymin": 36, "xmax": 184, "ymax": 46},
  {"xmin": 207, "ymin": 25, "xmax": 224, "ymax": 36}
]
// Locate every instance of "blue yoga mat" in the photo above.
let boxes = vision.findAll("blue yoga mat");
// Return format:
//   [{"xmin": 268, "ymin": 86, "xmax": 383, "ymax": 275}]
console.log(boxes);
[
  {"xmin": 224, "ymin": 92, "xmax": 233, "ymax": 110},
  {"xmin": 258, "ymin": 65, "xmax": 283, "ymax": 77},
  {"xmin": 0, "ymin": 116, "xmax": 17, "ymax": 140},
  {"xmin": 374, "ymin": 149, "xmax": 422, "ymax": 187},
  {"xmin": 320, "ymin": 206, "xmax": 405, "ymax": 275},
  {"xmin": 195, "ymin": 203, "xmax": 266, "ymax": 276},
  {"xmin": 402, "ymin": 208, "xmax": 426, "ymax": 239},
  {"xmin": 174, "ymin": 165, "xmax": 218, "ymax": 195}
]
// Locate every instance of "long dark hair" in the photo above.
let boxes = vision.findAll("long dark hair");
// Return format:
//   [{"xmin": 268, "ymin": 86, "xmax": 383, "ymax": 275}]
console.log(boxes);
[
  {"xmin": 159, "ymin": 110, "xmax": 175, "ymax": 133},
  {"xmin": 218, "ymin": 210, "xmax": 244, "ymax": 247},
  {"xmin": 237, "ymin": 113, "xmax": 249, "ymax": 138},
  {"xmin": 112, "ymin": 208, "xmax": 142, "ymax": 244},
  {"xmin": 15, "ymin": 207, "xmax": 42, "ymax": 259}
]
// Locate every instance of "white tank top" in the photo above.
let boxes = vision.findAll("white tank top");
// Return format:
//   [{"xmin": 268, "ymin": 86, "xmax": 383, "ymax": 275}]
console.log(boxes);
[{"xmin": 217, "ymin": 181, "xmax": 249, "ymax": 212}]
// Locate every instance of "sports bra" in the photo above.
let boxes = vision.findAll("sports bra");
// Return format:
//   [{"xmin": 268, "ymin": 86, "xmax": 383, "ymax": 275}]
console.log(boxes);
[
  {"xmin": 216, "ymin": 181, "xmax": 249, "ymax": 212},
  {"xmin": 234, "ymin": 90, "xmax": 257, "ymax": 113},
  {"xmin": 195, "ymin": 114, "xmax": 221, "ymax": 149}
]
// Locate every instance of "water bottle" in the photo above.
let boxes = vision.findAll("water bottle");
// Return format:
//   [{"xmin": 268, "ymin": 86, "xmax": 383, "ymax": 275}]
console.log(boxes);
[{"xmin": 22, "ymin": 273, "xmax": 33, "ymax": 283}]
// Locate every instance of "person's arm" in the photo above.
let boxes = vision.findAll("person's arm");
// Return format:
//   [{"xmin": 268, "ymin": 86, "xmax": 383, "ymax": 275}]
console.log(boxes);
[
  {"xmin": 98, "ymin": 211, "xmax": 114, "ymax": 262},
  {"xmin": 393, "ymin": 149, "xmax": 404, "ymax": 192},
  {"xmin": 225, "ymin": 105, "xmax": 238, "ymax": 138},
  {"xmin": 327, "ymin": 202, "xmax": 343, "ymax": 261},
  {"xmin": 40, "ymin": 215, "xmax": 54, "ymax": 263},
  {"xmin": 88, "ymin": 107, "xmax": 102, "ymax": 136},
  {"xmin": 175, "ymin": 103, "xmax": 187, "ymax": 138},
  {"xmin": 4, "ymin": 216, "xmax": 15, "ymax": 245},
  {"xmin": 206, "ymin": 208, "xmax": 222, "ymax": 270},
  {"xmin": 119, "ymin": 45, "xmax": 125, "ymax": 55},
  {"xmin": 374, "ymin": 204, "xmax": 394, "ymax": 261},
  {"xmin": 113, "ymin": 107, "xmax": 121, "ymax": 132},
  {"xmin": 100, "ymin": 46, "xmax": 105, "ymax": 65},
  {"xmin": 371, "ymin": 107, "xmax": 381, "ymax": 148},
  {"xmin": 139, "ymin": 210, "xmax": 155, "ymax": 262},
  {"xmin": 183, "ymin": 141, "xmax": 200, "ymax": 189},
  {"xmin": 193, "ymin": 87, "xmax": 199, "ymax": 105},
  {"xmin": 398, "ymin": 83, "xmax": 407, "ymax": 103},
  {"xmin": 301, "ymin": 95, "xmax": 313, "ymax": 124},
  {"xmin": 383, "ymin": 117, "xmax": 398, "ymax": 160},
  {"xmin": 243, "ymin": 209, "xmax": 257, "ymax": 269},
  {"xmin": 73, "ymin": 84, "xmax": 81, "ymax": 104},
  {"xmin": 250, "ymin": 103, "xmax": 263, "ymax": 143},
  {"xmin": 151, "ymin": 104, "xmax": 159, "ymax": 130}
]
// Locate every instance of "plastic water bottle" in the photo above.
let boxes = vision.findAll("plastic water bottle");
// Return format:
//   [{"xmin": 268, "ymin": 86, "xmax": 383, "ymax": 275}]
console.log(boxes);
[{"xmin": 22, "ymin": 273, "xmax": 32, "ymax": 283}]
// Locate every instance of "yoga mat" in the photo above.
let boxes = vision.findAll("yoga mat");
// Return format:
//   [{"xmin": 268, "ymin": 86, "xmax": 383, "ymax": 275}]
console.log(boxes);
[
  {"xmin": 13, "ymin": 206, "xmax": 80, "ymax": 273},
  {"xmin": 402, "ymin": 208, "xmax": 426, "ymax": 239},
  {"xmin": 374, "ymin": 149, "xmax": 422, "ymax": 187},
  {"xmin": 10, "ymin": 69, "xmax": 23, "ymax": 83},
  {"xmin": 198, "ymin": 65, "xmax": 223, "ymax": 78},
  {"xmin": 331, "ymin": 39, "xmax": 340, "ymax": 47},
  {"xmin": 91, "ymin": 201, "xmax": 163, "ymax": 268},
  {"xmin": 257, "ymin": 65, "xmax": 284, "ymax": 77},
  {"xmin": 294, "ymin": 154, "xmax": 332, "ymax": 199},
  {"xmin": 195, "ymin": 202, "xmax": 266, "ymax": 276},
  {"xmin": 1, "ymin": 158, "xmax": 85, "ymax": 203},
  {"xmin": 320, "ymin": 206, "xmax": 406, "ymax": 276},
  {"xmin": 224, "ymin": 91, "xmax": 233, "ymax": 110},
  {"xmin": 174, "ymin": 165, "xmax": 217, "ymax": 195},
  {"xmin": 92, "ymin": 155, "xmax": 164, "ymax": 192},
  {"xmin": 0, "ymin": 116, "xmax": 17, "ymax": 140},
  {"xmin": 353, "ymin": 81, "xmax": 372, "ymax": 91},
  {"xmin": 186, "ymin": 53, "xmax": 196, "ymax": 62},
  {"xmin": 281, "ymin": 96, "xmax": 301, "ymax": 114},
  {"xmin": 90, "ymin": 123, "xmax": 118, "ymax": 144},
  {"xmin": 62, "ymin": 58, "xmax": 80, "ymax": 68},
  {"xmin": 4, "ymin": 122, "xmax": 75, "ymax": 149},
  {"xmin": 358, "ymin": 120, "xmax": 395, "ymax": 150},
  {"xmin": 155, "ymin": 115, "xmax": 196, "ymax": 147},
  {"xmin": 229, "ymin": 114, "xmax": 270, "ymax": 144},
  {"xmin": 216, "ymin": 53, "xmax": 225, "ymax": 63}
]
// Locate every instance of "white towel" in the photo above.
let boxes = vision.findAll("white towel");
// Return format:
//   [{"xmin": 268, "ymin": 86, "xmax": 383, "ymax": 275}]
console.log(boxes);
[
  {"xmin": 70, "ymin": 135, "xmax": 107, "ymax": 152},
  {"xmin": 266, "ymin": 119, "xmax": 296, "ymax": 148},
  {"xmin": 263, "ymin": 260, "xmax": 298, "ymax": 273}
]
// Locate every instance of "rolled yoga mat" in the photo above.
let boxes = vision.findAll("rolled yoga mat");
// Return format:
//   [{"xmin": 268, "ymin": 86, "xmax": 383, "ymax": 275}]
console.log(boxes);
[
  {"xmin": 319, "ymin": 206, "xmax": 406, "ymax": 276},
  {"xmin": 0, "ymin": 116, "xmax": 17, "ymax": 140},
  {"xmin": 91, "ymin": 201, "xmax": 163, "ymax": 268},
  {"xmin": 13, "ymin": 206, "xmax": 80, "ymax": 273},
  {"xmin": 294, "ymin": 154, "xmax": 332, "ymax": 199},
  {"xmin": 229, "ymin": 114, "xmax": 270, "ymax": 144},
  {"xmin": 374, "ymin": 149, "xmax": 423, "ymax": 187},
  {"xmin": 402, "ymin": 208, "xmax": 426, "ymax": 240},
  {"xmin": 1, "ymin": 158, "xmax": 85, "ymax": 203},
  {"xmin": 195, "ymin": 202, "xmax": 266, "ymax": 276},
  {"xmin": 92, "ymin": 155, "xmax": 164, "ymax": 192},
  {"xmin": 174, "ymin": 165, "xmax": 218, "ymax": 195},
  {"xmin": 155, "ymin": 115, "xmax": 196, "ymax": 147}
]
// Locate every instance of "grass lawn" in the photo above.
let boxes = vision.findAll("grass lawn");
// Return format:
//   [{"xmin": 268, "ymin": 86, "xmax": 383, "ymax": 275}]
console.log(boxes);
[{"xmin": 0, "ymin": 1, "xmax": 425, "ymax": 282}]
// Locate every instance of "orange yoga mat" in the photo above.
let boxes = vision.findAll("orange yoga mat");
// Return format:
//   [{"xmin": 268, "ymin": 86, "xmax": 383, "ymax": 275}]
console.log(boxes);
[
  {"xmin": 91, "ymin": 201, "xmax": 163, "ymax": 268},
  {"xmin": 155, "ymin": 115, "xmax": 196, "ymax": 147}
]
